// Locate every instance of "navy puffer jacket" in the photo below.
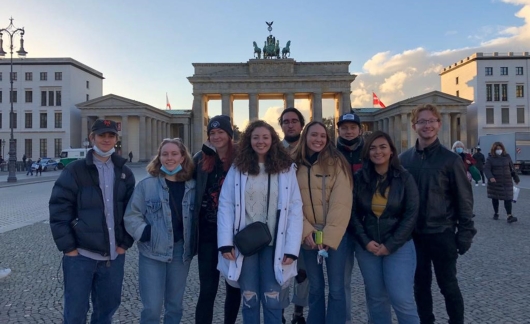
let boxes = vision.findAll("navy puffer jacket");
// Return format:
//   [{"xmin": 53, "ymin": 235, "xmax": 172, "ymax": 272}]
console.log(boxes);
[{"xmin": 484, "ymin": 154, "xmax": 519, "ymax": 201}]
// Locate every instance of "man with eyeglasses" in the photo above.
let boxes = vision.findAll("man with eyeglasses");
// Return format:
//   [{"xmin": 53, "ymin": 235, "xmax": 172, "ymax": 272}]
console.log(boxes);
[
  {"xmin": 399, "ymin": 104, "xmax": 476, "ymax": 324},
  {"xmin": 278, "ymin": 107, "xmax": 308, "ymax": 324}
]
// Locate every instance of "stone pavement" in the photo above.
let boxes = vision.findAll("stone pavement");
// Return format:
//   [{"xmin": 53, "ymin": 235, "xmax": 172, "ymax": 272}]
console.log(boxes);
[{"xmin": 0, "ymin": 167, "xmax": 529, "ymax": 323}]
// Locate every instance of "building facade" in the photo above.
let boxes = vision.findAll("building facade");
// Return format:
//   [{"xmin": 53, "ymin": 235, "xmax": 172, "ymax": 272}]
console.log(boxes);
[
  {"xmin": 440, "ymin": 52, "xmax": 530, "ymax": 147},
  {"xmin": 0, "ymin": 58, "xmax": 103, "ymax": 159}
]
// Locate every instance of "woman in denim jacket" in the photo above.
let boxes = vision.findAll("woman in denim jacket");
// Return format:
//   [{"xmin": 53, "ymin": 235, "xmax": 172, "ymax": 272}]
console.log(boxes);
[{"xmin": 124, "ymin": 138, "xmax": 195, "ymax": 324}]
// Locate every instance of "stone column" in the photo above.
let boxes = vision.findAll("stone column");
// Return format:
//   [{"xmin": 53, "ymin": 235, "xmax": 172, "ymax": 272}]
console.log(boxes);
[
  {"xmin": 284, "ymin": 93, "xmax": 295, "ymax": 109},
  {"xmin": 383, "ymin": 118, "xmax": 389, "ymax": 133},
  {"xmin": 151, "ymin": 118, "xmax": 157, "ymax": 156},
  {"xmin": 459, "ymin": 113, "xmax": 468, "ymax": 148},
  {"xmin": 410, "ymin": 114, "xmax": 418, "ymax": 148},
  {"xmin": 334, "ymin": 94, "xmax": 342, "ymax": 127},
  {"xmin": 166, "ymin": 123, "xmax": 170, "ymax": 139},
  {"xmin": 221, "ymin": 94, "xmax": 234, "ymax": 121},
  {"xmin": 450, "ymin": 113, "xmax": 458, "ymax": 145},
  {"xmin": 311, "ymin": 92, "xmax": 323, "ymax": 121},
  {"xmin": 394, "ymin": 114, "xmax": 401, "ymax": 144},
  {"xmin": 121, "ymin": 115, "xmax": 128, "ymax": 159},
  {"xmin": 378, "ymin": 119, "xmax": 383, "ymax": 132},
  {"xmin": 442, "ymin": 112, "xmax": 451, "ymax": 147},
  {"xmin": 145, "ymin": 117, "xmax": 152, "ymax": 161},
  {"xmin": 400, "ymin": 113, "xmax": 408, "ymax": 152},
  {"xmin": 249, "ymin": 94, "xmax": 259, "ymax": 121},
  {"xmin": 81, "ymin": 116, "xmax": 88, "ymax": 143},
  {"xmin": 183, "ymin": 122, "xmax": 190, "ymax": 148},
  {"xmin": 388, "ymin": 116, "xmax": 395, "ymax": 141},
  {"xmin": 342, "ymin": 91, "xmax": 351, "ymax": 114},
  {"xmin": 192, "ymin": 93, "xmax": 206, "ymax": 153}
]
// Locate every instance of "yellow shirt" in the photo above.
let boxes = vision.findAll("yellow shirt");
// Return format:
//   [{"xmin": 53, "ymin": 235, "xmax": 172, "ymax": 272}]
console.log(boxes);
[{"xmin": 372, "ymin": 187, "xmax": 389, "ymax": 218}]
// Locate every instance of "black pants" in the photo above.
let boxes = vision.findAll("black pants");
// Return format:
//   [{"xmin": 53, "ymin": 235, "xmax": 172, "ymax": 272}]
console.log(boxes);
[
  {"xmin": 475, "ymin": 170, "xmax": 486, "ymax": 184},
  {"xmin": 413, "ymin": 230, "xmax": 464, "ymax": 324},
  {"xmin": 492, "ymin": 199, "xmax": 513, "ymax": 215},
  {"xmin": 195, "ymin": 237, "xmax": 241, "ymax": 324}
]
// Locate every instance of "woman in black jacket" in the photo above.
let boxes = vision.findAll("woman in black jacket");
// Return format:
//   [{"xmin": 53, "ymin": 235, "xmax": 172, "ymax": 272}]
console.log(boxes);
[
  {"xmin": 484, "ymin": 141, "xmax": 520, "ymax": 223},
  {"xmin": 193, "ymin": 115, "xmax": 240, "ymax": 324},
  {"xmin": 351, "ymin": 131, "xmax": 420, "ymax": 324}
]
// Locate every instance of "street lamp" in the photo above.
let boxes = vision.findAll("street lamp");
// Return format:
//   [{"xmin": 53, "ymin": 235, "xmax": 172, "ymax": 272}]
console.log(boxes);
[
  {"xmin": 83, "ymin": 138, "xmax": 89, "ymax": 155},
  {"xmin": 1, "ymin": 139, "xmax": 5, "ymax": 159},
  {"xmin": 0, "ymin": 17, "xmax": 27, "ymax": 183}
]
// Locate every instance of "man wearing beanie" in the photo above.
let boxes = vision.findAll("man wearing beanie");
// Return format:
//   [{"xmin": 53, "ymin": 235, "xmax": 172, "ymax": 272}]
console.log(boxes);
[{"xmin": 336, "ymin": 111, "xmax": 364, "ymax": 324}]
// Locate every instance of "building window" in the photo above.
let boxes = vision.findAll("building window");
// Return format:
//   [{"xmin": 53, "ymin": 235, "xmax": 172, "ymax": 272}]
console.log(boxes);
[
  {"xmin": 10, "ymin": 112, "xmax": 17, "ymax": 129},
  {"xmin": 516, "ymin": 85, "xmax": 524, "ymax": 98},
  {"xmin": 10, "ymin": 72, "xmax": 17, "ymax": 81},
  {"xmin": 40, "ymin": 72, "xmax": 47, "ymax": 81},
  {"xmin": 0, "ymin": 90, "xmax": 3, "ymax": 103},
  {"xmin": 25, "ymin": 72, "xmax": 32, "ymax": 81},
  {"xmin": 54, "ymin": 138, "xmax": 62, "ymax": 158},
  {"xmin": 486, "ymin": 84, "xmax": 492, "ymax": 101},
  {"xmin": 501, "ymin": 67, "xmax": 508, "ymax": 75},
  {"xmin": 516, "ymin": 67, "xmax": 524, "ymax": 75},
  {"xmin": 0, "ymin": 72, "xmax": 2, "ymax": 81},
  {"xmin": 54, "ymin": 112, "xmax": 62, "ymax": 128},
  {"xmin": 86, "ymin": 94, "xmax": 89, "ymax": 101},
  {"xmin": 86, "ymin": 81, "xmax": 90, "ymax": 89},
  {"xmin": 456, "ymin": 90, "xmax": 460, "ymax": 97},
  {"xmin": 456, "ymin": 77, "xmax": 459, "ymax": 85},
  {"xmin": 25, "ymin": 90, "xmax": 32, "ymax": 103},
  {"xmin": 517, "ymin": 107, "xmax": 525, "ymax": 124},
  {"xmin": 55, "ymin": 72, "xmax": 62, "ymax": 81},
  {"xmin": 40, "ymin": 139, "xmax": 47, "ymax": 158},
  {"xmin": 494, "ymin": 84, "xmax": 500, "ymax": 101},
  {"xmin": 25, "ymin": 139, "xmax": 32, "ymax": 158},
  {"xmin": 56, "ymin": 91, "xmax": 61, "ymax": 106},
  {"xmin": 48, "ymin": 91, "xmax": 54, "ymax": 106},
  {"xmin": 10, "ymin": 90, "xmax": 17, "ymax": 103},
  {"xmin": 501, "ymin": 108, "xmax": 510, "ymax": 124},
  {"xmin": 485, "ymin": 67, "xmax": 493, "ymax": 76},
  {"xmin": 502, "ymin": 84, "xmax": 508, "ymax": 101},
  {"xmin": 486, "ymin": 108, "xmax": 494, "ymax": 124},
  {"xmin": 25, "ymin": 113, "xmax": 32, "ymax": 128},
  {"xmin": 41, "ymin": 91, "xmax": 47, "ymax": 106},
  {"xmin": 40, "ymin": 113, "xmax": 48, "ymax": 128}
]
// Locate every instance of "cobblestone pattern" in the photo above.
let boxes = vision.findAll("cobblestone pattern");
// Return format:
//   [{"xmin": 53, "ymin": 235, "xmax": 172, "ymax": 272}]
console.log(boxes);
[{"xmin": 1, "ymin": 173, "xmax": 529, "ymax": 323}]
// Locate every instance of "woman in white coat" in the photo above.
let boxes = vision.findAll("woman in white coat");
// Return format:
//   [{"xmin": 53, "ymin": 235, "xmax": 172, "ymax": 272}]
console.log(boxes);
[{"xmin": 217, "ymin": 120, "xmax": 303, "ymax": 324}]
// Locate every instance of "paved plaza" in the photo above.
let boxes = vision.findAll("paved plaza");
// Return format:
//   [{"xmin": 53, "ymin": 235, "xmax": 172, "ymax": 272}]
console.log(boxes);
[{"xmin": 0, "ymin": 165, "xmax": 529, "ymax": 323}]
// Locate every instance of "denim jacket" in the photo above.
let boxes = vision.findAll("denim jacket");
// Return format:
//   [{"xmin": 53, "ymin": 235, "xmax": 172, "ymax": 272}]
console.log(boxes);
[{"xmin": 124, "ymin": 175, "xmax": 196, "ymax": 263}]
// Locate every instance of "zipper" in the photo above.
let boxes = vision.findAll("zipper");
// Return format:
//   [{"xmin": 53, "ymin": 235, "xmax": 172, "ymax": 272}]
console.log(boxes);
[
  {"xmin": 307, "ymin": 166, "xmax": 318, "ymax": 224},
  {"xmin": 377, "ymin": 217, "xmax": 381, "ymax": 243}
]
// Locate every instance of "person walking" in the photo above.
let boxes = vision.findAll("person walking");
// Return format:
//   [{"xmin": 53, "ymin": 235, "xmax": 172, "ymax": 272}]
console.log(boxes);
[
  {"xmin": 452, "ymin": 141, "xmax": 476, "ymax": 181},
  {"xmin": 472, "ymin": 147, "xmax": 486, "ymax": 186},
  {"xmin": 193, "ymin": 115, "xmax": 241, "ymax": 324},
  {"xmin": 49, "ymin": 119, "xmax": 135, "ymax": 324},
  {"xmin": 26, "ymin": 158, "xmax": 33, "ymax": 176},
  {"xmin": 483, "ymin": 141, "xmax": 520, "ymax": 223},
  {"xmin": 217, "ymin": 120, "xmax": 303, "ymax": 324},
  {"xmin": 279, "ymin": 107, "xmax": 308, "ymax": 324},
  {"xmin": 399, "ymin": 104, "xmax": 476, "ymax": 324},
  {"xmin": 125, "ymin": 138, "xmax": 195, "ymax": 324},
  {"xmin": 128, "ymin": 151, "xmax": 133, "ymax": 163},
  {"xmin": 351, "ymin": 131, "xmax": 419, "ymax": 324},
  {"xmin": 335, "ymin": 111, "xmax": 364, "ymax": 324},
  {"xmin": 292, "ymin": 121, "xmax": 353, "ymax": 324},
  {"xmin": 22, "ymin": 154, "xmax": 26, "ymax": 166},
  {"xmin": 36, "ymin": 158, "xmax": 43, "ymax": 176}
]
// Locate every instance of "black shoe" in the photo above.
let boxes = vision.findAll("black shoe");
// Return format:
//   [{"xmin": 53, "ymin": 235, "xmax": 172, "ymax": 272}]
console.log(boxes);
[
  {"xmin": 507, "ymin": 215, "xmax": 518, "ymax": 223},
  {"xmin": 292, "ymin": 315, "xmax": 306, "ymax": 324},
  {"xmin": 493, "ymin": 213, "xmax": 499, "ymax": 220}
]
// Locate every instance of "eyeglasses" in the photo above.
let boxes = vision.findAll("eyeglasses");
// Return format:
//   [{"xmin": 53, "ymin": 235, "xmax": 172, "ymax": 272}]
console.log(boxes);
[
  {"xmin": 162, "ymin": 137, "xmax": 182, "ymax": 142},
  {"xmin": 415, "ymin": 119, "xmax": 440, "ymax": 125},
  {"xmin": 282, "ymin": 119, "xmax": 300, "ymax": 125}
]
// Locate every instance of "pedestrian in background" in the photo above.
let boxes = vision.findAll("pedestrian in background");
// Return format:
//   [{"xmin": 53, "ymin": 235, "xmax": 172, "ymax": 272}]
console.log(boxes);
[
  {"xmin": 292, "ymin": 120, "xmax": 353, "ymax": 324},
  {"xmin": 193, "ymin": 115, "xmax": 241, "ymax": 324},
  {"xmin": 483, "ymin": 141, "xmax": 520, "ymax": 223},
  {"xmin": 128, "ymin": 151, "xmax": 133, "ymax": 163},
  {"xmin": 36, "ymin": 158, "xmax": 43, "ymax": 176},
  {"xmin": 125, "ymin": 138, "xmax": 196, "ymax": 324},
  {"xmin": 352, "ymin": 131, "xmax": 419, "ymax": 324},
  {"xmin": 472, "ymin": 147, "xmax": 486, "ymax": 186},
  {"xmin": 217, "ymin": 120, "xmax": 303, "ymax": 324},
  {"xmin": 26, "ymin": 158, "xmax": 33, "ymax": 176},
  {"xmin": 452, "ymin": 141, "xmax": 476, "ymax": 181},
  {"xmin": 49, "ymin": 119, "xmax": 135, "ymax": 324}
]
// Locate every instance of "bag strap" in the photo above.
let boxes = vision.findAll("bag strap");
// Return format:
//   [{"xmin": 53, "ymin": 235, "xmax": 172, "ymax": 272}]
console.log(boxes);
[{"xmin": 266, "ymin": 173, "xmax": 271, "ymax": 222}]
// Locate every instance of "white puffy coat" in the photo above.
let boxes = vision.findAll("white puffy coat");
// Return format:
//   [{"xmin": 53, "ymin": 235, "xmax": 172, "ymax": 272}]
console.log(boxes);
[{"xmin": 217, "ymin": 163, "xmax": 303, "ymax": 288}]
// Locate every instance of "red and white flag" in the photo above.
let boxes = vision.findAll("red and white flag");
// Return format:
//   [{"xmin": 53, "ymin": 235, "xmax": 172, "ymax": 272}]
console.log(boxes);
[
  {"xmin": 166, "ymin": 93, "xmax": 171, "ymax": 110},
  {"xmin": 373, "ymin": 92, "xmax": 386, "ymax": 108}
]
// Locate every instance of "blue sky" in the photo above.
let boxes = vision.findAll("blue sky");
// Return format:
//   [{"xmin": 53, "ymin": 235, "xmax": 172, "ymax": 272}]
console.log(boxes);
[{"xmin": 5, "ymin": 0, "xmax": 530, "ymax": 131}]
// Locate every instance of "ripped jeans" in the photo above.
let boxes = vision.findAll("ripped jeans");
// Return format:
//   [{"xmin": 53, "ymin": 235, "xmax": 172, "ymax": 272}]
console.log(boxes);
[{"xmin": 238, "ymin": 246, "xmax": 282, "ymax": 324}]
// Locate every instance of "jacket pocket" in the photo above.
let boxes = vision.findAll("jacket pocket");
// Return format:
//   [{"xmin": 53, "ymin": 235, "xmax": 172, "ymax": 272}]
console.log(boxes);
[{"xmin": 145, "ymin": 200, "xmax": 166, "ymax": 255}]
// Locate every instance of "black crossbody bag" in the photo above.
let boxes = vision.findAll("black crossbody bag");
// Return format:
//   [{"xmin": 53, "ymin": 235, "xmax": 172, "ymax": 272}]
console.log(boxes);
[{"xmin": 234, "ymin": 174, "xmax": 273, "ymax": 256}]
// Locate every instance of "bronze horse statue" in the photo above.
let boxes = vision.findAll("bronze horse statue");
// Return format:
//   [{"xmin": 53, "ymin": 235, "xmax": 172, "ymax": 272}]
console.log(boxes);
[
  {"xmin": 282, "ymin": 40, "xmax": 291, "ymax": 59},
  {"xmin": 253, "ymin": 41, "xmax": 261, "ymax": 59}
]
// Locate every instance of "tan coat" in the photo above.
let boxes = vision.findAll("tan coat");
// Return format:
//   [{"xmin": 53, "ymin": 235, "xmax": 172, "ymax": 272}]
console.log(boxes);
[{"xmin": 297, "ymin": 159, "xmax": 353, "ymax": 250}]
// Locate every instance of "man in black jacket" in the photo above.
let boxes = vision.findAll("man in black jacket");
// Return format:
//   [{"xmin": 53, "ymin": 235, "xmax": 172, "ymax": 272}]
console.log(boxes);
[
  {"xmin": 49, "ymin": 119, "xmax": 135, "ymax": 324},
  {"xmin": 472, "ymin": 147, "xmax": 486, "ymax": 186},
  {"xmin": 399, "ymin": 104, "xmax": 476, "ymax": 324}
]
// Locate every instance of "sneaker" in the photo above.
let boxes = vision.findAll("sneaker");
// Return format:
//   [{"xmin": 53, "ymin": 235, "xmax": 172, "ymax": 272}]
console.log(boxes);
[
  {"xmin": 292, "ymin": 315, "xmax": 306, "ymax": 324},
  {"xmin": 493, "ymin": 214, "xmax": 499, "ymax": 220},
  {"xmin": 475, "ymin": 183, "xmax": 479, "ymax": 187},
  {"xmin": 482, "ymin": 183, "xmax": 486, "ymax": 186},
  {"xmin": 507, "ymin": 215, "xmax": 518, "ymax": 223},
  {"xmin": 0, "ymin": 268, "xmax": 11, "ymax": 279}
]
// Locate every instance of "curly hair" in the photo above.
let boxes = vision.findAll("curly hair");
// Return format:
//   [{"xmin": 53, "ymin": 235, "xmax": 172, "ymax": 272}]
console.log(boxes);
[
  {"xmin": 292, "ymin": 121, "xmax": 352, "ymax": 185},
  {"xmin": 411, "ymin": 103, "xmax": 441, "ymax": 124},
  {"xmin": 234, "ymin": 120, "xmax": 293, "ymax": 175},
  {"xmin": 146, "ymin": 138, "xmax": 194, "ymax": 181}
]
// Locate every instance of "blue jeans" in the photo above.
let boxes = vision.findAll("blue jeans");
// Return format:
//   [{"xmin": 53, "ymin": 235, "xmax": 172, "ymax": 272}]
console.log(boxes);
[
  {"xmin": 238, "ymin": 246, "xmax": 282, "ymax": 324},
  {"xmin": 301, "ymin": 235, "xmax": 347, "ymax": 324},
  {"xmin": 343, "ymin": 232, "xmax": 356, "ymax": 324},
  {"xmin": 355, "ymin": 240, "xmax": 419, "ymax": 324},
  {"xmin": 139, "ymin": 240, "xmax": 191, "ymax": 324},
  {"xmin": 62, "ymin": 253, "xmax": 125, "ymax": 324}
]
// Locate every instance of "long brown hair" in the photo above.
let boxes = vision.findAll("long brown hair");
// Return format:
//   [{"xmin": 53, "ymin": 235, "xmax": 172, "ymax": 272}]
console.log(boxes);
[
  {"xmin": 292, "ymin": 121, "xmax": 352, "ymax": 185},
  {"xmin": 490, "ymin": 141, "xmax": 507, "ymax": 157},
  {"xmin": 201, "ymin": 140, "xmax": 237, "ymax": 172},
  {"xmin": 234, "ymin": 120, "xmax": 292, "ymax": 175},
  {"xmin": 146, "ymin": 138, "xmax": 194, "ymax": 181}
]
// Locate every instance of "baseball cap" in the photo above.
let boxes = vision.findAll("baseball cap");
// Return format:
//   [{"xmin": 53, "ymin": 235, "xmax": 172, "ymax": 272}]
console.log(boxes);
[
  {"xmin": 91, "ymin": 119, "xmax": 119, "ymax": 135},
  {"xmin": 337, "ymin": 112, "xmax": 361, "ymax": 127}
]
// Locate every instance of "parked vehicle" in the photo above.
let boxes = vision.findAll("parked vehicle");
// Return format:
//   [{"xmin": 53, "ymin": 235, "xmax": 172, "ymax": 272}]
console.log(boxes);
[
  {"xmin": 57, "ymin": 148, "xmax": 87, "ymax": 170},
  {"xmin": 32, "ymin": 158, "xmax": 58, "ymax": 172},
  {"xmin": 478, "ymin": 132, "xmax": 530, "ymax": 174}
]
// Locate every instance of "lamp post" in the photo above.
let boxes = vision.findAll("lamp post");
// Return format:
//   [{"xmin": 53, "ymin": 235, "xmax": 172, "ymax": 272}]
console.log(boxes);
[{"xmin": 0, "ymin": 17, "xmax": 27, "ymax": 182}]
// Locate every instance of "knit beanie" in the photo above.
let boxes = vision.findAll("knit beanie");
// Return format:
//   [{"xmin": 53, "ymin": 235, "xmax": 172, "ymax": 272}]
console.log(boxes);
[{"xmin": 207, "ymin": 115, "xmax": 233, "ymax": 138}]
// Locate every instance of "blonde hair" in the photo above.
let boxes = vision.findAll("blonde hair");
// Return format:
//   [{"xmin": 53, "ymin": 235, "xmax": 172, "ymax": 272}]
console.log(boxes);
[
  {"xmin": 411, "ymin": 104, "xmax": 442, "ymax": 124},
  {"xmin": 146, "ymin": 138, "xmax": 194, "ymax": 181}
]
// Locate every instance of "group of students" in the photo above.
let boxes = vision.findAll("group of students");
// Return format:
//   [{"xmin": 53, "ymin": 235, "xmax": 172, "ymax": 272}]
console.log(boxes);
[{"xmin": 49, "ymin": 103, "xmax": 477, "ymax": 324}]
